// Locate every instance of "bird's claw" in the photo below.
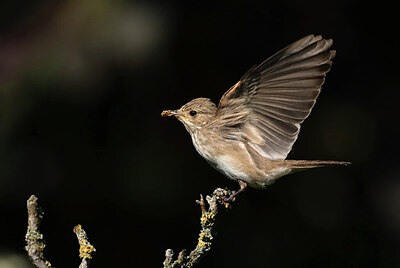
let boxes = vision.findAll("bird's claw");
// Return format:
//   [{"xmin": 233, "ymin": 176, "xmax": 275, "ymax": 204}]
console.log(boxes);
[
  {"xmin": 212, "ymin": 188, "xmax": 236, "ymax": 208},
  {"xmin": 222, "ymin": 191, "xmax": 237, "ymax": 203}
]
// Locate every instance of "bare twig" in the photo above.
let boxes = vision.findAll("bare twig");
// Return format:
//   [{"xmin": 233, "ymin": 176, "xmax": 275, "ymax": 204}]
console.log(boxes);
[
  {"xmin": 163, "ymin": 188, "xmax": 235, "ymax": 268},
  {"xmin": 74, "ymin": 224, "xmax": 96, "ymax": 268},
  {"xmin": 25, "ymin": 195, "xmax": 96, "ymax": 268},
  {"xmin": 25, "ymin": 195, "xmax": 53, "ymax": 268}
]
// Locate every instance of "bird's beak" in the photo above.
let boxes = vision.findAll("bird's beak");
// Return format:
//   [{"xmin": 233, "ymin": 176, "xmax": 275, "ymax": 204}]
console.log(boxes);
[{"xmin": 161, "ymin": 110, "xmax": 183, "ymax": 117}]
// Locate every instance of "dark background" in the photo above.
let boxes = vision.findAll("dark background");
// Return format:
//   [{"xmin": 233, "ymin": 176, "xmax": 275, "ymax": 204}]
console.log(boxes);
[{"xmin": 0, "ymin": 0, "xmax": 398, "ymax": 267}]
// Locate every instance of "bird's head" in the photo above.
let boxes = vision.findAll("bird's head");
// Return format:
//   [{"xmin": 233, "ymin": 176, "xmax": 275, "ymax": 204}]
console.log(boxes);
[{"xmin": 162, "ymin": 98, "xmax": 217, "ymax": 134}]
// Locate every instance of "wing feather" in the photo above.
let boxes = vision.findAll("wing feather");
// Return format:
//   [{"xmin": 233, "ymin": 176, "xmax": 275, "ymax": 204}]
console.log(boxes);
[{"xmin": 214, "ymin": 34, "xmax": 335, "ymax": 160}]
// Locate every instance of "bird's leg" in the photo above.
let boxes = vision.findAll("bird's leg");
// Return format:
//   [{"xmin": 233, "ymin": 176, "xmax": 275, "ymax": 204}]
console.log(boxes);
[
  {"xmin": 225, "ymin": 181, "xmax": 247, "ymax": 202},
  {"xmin": 236, "ymin": 180, "xmax": 248, "ymax": 196}
]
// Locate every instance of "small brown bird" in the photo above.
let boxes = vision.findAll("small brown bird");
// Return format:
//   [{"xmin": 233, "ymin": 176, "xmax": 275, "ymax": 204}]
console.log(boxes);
[{"xmin": 162, "ymin": 34, "xmax": 349, "ymax": 199}]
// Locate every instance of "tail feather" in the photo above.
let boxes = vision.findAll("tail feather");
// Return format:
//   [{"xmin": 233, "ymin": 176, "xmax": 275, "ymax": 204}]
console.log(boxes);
[{"xmin": 286, "ymin": 160, "xmax": 351, "ymax": 170}]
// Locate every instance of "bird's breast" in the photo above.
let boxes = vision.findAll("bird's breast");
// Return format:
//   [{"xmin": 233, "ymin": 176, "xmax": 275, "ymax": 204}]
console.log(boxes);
[
  {"xmin": 191, "ymin": 131, "xmax": 265, "ymax": 185},
  {"xmin": 190, "ymin": 130, "xmax": 292, "ymax": 188},
  {"xmin": 191, "ymin": 131, "xmax": 217, "ymax": 165}
]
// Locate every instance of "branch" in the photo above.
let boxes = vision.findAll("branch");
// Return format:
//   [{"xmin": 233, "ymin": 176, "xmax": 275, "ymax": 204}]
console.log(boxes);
[
  {"xmin": 163, "ymin": 188, "xmax": 235, "ymax": 268},
  {"xmin": 25, "ymin": 195, "xmax": 53, "ymax": 268},
  {"xmin": 25, "ymin": 195, "xmax": 96, "ymax": 268},
  {"xmin": 74, "ymin": 224, "xmax": 96, "ymax": 268}
]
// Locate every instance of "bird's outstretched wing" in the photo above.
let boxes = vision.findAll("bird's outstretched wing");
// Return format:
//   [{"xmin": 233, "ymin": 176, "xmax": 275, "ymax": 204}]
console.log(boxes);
[{"xmin": 214, "ymin": 34, "xmax": 335, "ymax": 160}]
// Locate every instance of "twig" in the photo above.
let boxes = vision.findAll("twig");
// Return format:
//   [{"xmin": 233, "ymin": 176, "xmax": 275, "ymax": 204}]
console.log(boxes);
[
  {"xmin": 73, "ymin": 224, "xmax": 96, "ymax": 268},
  {"xmin": 25, "ymin": 195, "xmax": 53, "ymax": 268},
  {"xmin": 163, "ymin": 188, "xmax": 235, "ymax": 268},
  {"xmin": 25, "ymin": 195, "xmax": 96, "ymax": 268}
]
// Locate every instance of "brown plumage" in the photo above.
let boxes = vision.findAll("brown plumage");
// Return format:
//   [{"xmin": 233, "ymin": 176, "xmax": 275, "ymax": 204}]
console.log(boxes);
[{"xmin": 162, "ymin": 34, "xmax": 350, "ymax": 196}]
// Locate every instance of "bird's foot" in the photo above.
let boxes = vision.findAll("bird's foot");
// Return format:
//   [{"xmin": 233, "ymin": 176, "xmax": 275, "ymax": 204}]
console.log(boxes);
[
  {"xmin": 212, "ymin": 188, "xmax": 235, "ymax": 208},
  {"xmin": 222, "ymin": 181, "xmax": 248, "ymax": 203},
  {"xmin": 213, "ymin": 181, "xmax": 247, "ymax": 207},
  {"xmin": 222, "ymin": 191, "xmax": 237, "ymax": 203}
]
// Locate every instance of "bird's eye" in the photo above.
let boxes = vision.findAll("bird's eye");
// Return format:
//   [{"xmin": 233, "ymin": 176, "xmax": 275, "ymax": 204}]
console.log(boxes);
[{"xmin": 189, "ymin": 110, "xmax": 197, "ymax": 116}]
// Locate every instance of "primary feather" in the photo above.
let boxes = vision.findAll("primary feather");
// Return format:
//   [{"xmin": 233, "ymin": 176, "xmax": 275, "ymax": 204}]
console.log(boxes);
[{"xmin": 214, "ymin": 34, "xmax": 335, "ymax": 160}]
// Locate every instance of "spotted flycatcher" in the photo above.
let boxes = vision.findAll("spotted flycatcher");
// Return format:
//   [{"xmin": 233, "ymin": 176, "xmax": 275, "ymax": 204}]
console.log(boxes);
[{"xmin": 162, "ymin": 35, "xmax": 349, "ymax": 198}]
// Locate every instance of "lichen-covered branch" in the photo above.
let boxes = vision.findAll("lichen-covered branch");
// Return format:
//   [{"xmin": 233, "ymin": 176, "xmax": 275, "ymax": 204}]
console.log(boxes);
[
  {"xmin": 163, "ymin": 188, "xmax": 235, "ymax": 268},
  {"xmin": 25, "ymin": 195, "xmax": 53, "ymax": 268},
  {"xmin": 25, "ymin": 195, "xmax": 96, "ymax": 268},
  {"xmin": 73, "ymin": 224, "xmax": 96, "ymax": 268}
]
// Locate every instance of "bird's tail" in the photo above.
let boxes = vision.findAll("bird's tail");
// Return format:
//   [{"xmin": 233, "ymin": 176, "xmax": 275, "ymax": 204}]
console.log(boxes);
[{"xmin": 285, "ymin": 160, "xmax": 351, "ymax": 170}]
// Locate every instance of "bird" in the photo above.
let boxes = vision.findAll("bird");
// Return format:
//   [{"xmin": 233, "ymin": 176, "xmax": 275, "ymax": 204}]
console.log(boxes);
[{"xmin": 162, "ymin": 34, "xmax": 350, "ymax": 200}]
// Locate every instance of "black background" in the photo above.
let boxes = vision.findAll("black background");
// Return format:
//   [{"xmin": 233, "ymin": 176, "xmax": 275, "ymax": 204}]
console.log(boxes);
[{"xmin": 0, "ymin": 0, "xmax": 398, "ymax": 267}]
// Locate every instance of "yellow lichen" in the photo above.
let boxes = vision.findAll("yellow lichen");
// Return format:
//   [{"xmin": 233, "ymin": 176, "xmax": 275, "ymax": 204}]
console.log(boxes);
[
  {"xmin": 80, "ymin": 244, "xmax": 95, "ymax": 259},
  {"xmin": 200, "ymin": 212, "xmax": 215, "ymax": 225},
  {"xmin": 216, "ymin": 197, "xmax": 231, "ymax": 209},
  {"xmin": 197, "ymin": 240, "xmax": 207, "ymax": 247},
  {"xmin": 197, "ymin": 232, "xmax": 212, "ymax": 248}
]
